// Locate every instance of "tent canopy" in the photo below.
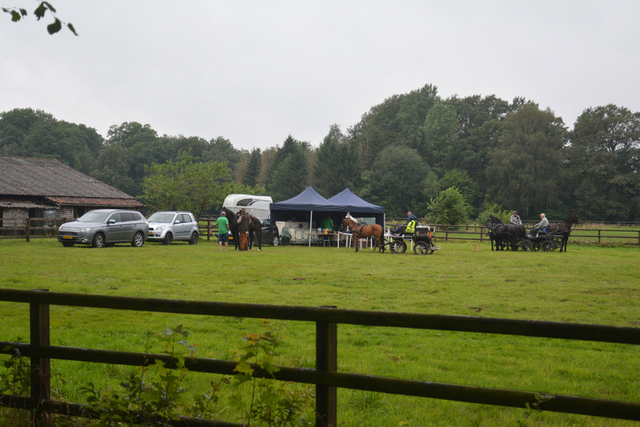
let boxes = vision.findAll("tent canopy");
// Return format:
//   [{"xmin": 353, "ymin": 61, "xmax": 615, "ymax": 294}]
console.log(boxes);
[
  {"xmin": 328, "ymin": 188, "xmax": 385, "ymax": 214},
  {"xmin": 270, "ymin": 187, "xmax": 384, "ymax": 226}
]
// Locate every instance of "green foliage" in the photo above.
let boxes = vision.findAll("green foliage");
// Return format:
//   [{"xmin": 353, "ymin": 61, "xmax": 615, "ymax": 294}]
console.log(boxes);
[
  {"xmin": 486, "ymin": 104, "xmax": 567, "ymax": 217},
  {"xmin": 313, "ymin": 124, "xmax": 361, "ymax": 197},
  {"xmin": 242, "ymin": 148, "xmax": 262, "ymax": 187},
  {"xmin": 142, "ymin": 153, "xmax": 236, "ymax": 219},
  {"xmin": 230, "ymin": 320, "xmax": 314, "ymax": 427},
  {"xmin": 80, "ymin": 325, "xmax": 224, "ymax": 426},
  {"xmin": 2, "ymin": 1, "xmax": 77, "ymax": 35},
  {"xmin": 265, "ymin": 135, "xmax": 312, "ymax": 201},
  {"xmin": 361, "ymin": 145, "xmax": 429, "ymax": 217},
  {"xmin": 0, "ymin": 343, "xmax": 30, "ymax": 396},
  {"xmin": 427, "ymin": 186, "xmax": 471, "ymax": 225},
  {"xmin": 477, "ymin": 204, "xmax": 511, "ymax": 224},
  {"xmin": 566, "ymin": 104, "xmax": 640, "ymax": 221},
  {"xmin": 417, "ymin": 101, "xmax": 459, "ymax": 171}
]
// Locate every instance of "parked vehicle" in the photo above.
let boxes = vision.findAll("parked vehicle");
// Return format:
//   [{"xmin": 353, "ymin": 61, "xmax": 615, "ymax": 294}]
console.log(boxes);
[
  {"xmin": 222, "ymin": 194, "xmax": 272, "ymax": 220},
  {"xmin": 147, "ymin": 211, "xmax": 199, "ymax": 245},
  {"xmin": 58, "ymin": 209, "xmax": 148, "ymax": 248},
  {"xmin": 261, "ymin": 218, "xmax": 280, "ymax": 246}
]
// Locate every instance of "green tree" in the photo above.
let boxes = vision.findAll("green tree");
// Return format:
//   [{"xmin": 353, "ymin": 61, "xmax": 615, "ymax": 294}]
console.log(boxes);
[
  {"xmin": 486, "ymin": 104, "xmax": 566, "ymax": 217},
  {"xmin": 444, "ymin": 94, "xmax": 516, "ymax": 187},
  {"xmin": 313, "ymin": 124, "xmax": 360, "ymax": 197},
  {"xmin": 142, "ymin": 153, "xmax": 235, "ymax": 219},
  {"xmin": 361, "ymin": 145, "xmax": 429, "ymax": 217},
  {"xmin": 203, "ymin": 136, "xmax": 246, "ymax": 177},
  {"xmin": 438, "ymin": 169, "xmax": 481, "ymax": 213},
  {"xmin": 427, "ymin": 186, "xmax": 472, "ymax": 225},
  {"xmin": 0, "ymin": 108, "xmax": 102, "ymax": 173},
  {"xmin": 269, "ymin": 146, "xmax": 309, "ymax": 201},
  {"xmin": 242, "ymin": 148, "xmax": 262, "ymax": 188},
  {"xmin": 349, "ymin": 84, "xmax": 439, "ymax": 169},
  {"xmin": 91, "ymin": 145, "xmax": 137, "ymax": 196},
  {"xmin": 417, "ymin": 101, "xmax": 459, "ymax": 171},
  {"xmin": 567, "ymin": 104, "xmax": 640, "ymax": 220},
  {"xmin": 103, "ymin": 122, "xmax": 171, "ymax": 196},
  {"xmin": 264, "ymin": 135, "xmax": 311, "ymax": 200}
]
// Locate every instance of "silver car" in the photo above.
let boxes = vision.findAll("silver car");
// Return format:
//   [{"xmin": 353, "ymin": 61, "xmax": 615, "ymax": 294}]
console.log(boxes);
[
  {"xmin": 58, "ymin": 209, "xmax": 149, "ymax": 248},
  {"xmin": 147, "ymin": 211, "xmax": 199, "ymax": 245}
]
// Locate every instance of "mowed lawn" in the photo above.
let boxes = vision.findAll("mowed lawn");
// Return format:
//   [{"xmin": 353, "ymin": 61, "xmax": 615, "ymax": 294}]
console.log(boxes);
[{"xmin": 1, "ymin": 238, "xmax": 639, "ymax": 426}]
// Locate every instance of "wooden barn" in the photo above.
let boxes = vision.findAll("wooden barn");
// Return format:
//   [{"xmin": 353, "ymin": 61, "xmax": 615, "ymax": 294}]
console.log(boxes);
[{"xmin": 0, "ymin": 156, "xmax": 143, "ymax": 233}]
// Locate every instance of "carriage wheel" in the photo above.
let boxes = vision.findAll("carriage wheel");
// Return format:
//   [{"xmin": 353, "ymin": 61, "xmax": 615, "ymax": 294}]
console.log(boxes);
[
  {"xmin": 390, "ymin": 240, "xmax": 407, "ymax": 254},
  {"xmin": 541, "ymin": 241, "xmax": 555, "ymax": 252},
  {"xmin": 532, "ymin": 241, "xmax": 541, "ymax": 252},
  {"xmin": 414, "ymin": 241, "xmax": 431, "ymax": 255},
  {"xmin": 521, "ymin": 240, "xmax": 533, "ymax": 252}
]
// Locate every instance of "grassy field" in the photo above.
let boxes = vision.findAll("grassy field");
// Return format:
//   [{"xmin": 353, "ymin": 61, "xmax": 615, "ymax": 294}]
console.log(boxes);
[{"xmin": 1, "ymin": 237, "xmax": 639, "ymax": 426}]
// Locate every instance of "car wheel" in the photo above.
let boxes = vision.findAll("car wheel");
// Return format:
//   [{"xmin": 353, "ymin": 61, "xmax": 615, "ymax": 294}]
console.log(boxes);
[
  {"xmin": 131, "ymin": 231, "xmax": 144, "ymax": 247},
  {"xmin": 163, "ymin": 233, "xmax": 173, "ymax": 245},
  {"xmin": 189, "ymin": 232, "xmax": 199, "ymax": 245},
  {"xmin": 62, "ymin": 242, "xmax": 74, "ymax": 247},
  {"xmin": 92, "ymin": 233, "xmax": 105, "ymax": 248},
  {"xmin": 272, "ymin": 235, "xmax": 280, "ymax": 246}
]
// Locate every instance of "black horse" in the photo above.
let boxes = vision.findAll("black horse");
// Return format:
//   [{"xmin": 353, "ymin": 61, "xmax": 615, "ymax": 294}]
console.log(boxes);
[
  {"xmin": 549, "ymin": 213, "xmax": 579, "ymax": 252},
  {"xmin": 220, "ymin": 207, "xmax": 240, "ymax": 250},
  {"xmin": 487, "ymin": 215, "xmax": 525, "ymax": 251},
  {"xmin": 487, "ymin": 215, "xmax": 506, "ymax": 251},
  {"xmin": 247, "ymin": 215, "xmax": 263, "ymax": 251}
]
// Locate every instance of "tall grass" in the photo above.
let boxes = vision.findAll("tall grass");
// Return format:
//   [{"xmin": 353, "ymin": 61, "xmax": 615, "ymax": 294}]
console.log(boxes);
[{"xmin": 1, "ymin": 239, "xmax": 639, "ymax": 426}]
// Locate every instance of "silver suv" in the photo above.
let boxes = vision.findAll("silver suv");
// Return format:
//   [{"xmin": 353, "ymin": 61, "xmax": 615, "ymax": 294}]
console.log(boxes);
[
  {"xmin": 58, "ymin": 209, "xmax": 148, "ymax": 248},
  {"xmin": 147, "ymin": 211, "xmax": 199, "ymax": 245}
]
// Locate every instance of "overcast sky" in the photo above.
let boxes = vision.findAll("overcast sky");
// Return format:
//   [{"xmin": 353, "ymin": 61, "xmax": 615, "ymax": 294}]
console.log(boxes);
[{"xmin": 2, "ymin": 1, "xmax": 639, "ymax": 151}]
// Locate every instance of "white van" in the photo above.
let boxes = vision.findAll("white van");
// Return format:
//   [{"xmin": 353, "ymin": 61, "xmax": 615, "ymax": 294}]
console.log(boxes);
[{"xmin": 222, "ymin": 194, "xmax": 273, "ymax": 220}]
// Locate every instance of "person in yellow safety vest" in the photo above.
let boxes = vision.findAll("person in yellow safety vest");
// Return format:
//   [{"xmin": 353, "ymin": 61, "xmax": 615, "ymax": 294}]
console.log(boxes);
[
  {"xmin": 392, "ymin": 211, "xmax": 418, "ymax": 235},
  {"xmin": 405, "ymin": 219, "xmax": 416, "ymax": 234}
]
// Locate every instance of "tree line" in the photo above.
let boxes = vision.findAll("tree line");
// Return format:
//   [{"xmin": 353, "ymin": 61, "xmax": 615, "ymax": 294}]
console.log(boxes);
[{"xmin": 1, "ymin": 83, "xmax": 639, "ymax": 222}]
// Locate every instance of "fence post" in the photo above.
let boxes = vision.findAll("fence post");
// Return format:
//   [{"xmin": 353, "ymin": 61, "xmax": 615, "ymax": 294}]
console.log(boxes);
[
  {"xmin": 316, "ymin": 306, "xmax": 337, "ymax": 427},
  {"xmin": 480, "ymin": 226, "xmax": 484, "ymax": 243},
  {"xmin": 30, "ymin": 289, "xmax": 51, "ymax": 427},
  {"xmin": 207, "ymin": 219, "xmax": 211, "ymax": 241},
  {"xmin": 598, "ymin": 230, "xmax": 601, "ymax": 244},
  {"xmin": 26, "ymin": 217, "xmax": 31, "ymax": 243},
  {"xmin": 446, "ymin": 227, "xmax": 449, "ymax": 241}
]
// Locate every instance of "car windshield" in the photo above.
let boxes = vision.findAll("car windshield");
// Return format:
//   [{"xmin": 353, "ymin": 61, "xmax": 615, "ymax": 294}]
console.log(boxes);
[
  {"xmin": 78, "ymin": 211, "xmax": 110, "ymax": 223},
  {"xmin": 148, "ymin": 213, "xmax": 175, "ymax": 223}
]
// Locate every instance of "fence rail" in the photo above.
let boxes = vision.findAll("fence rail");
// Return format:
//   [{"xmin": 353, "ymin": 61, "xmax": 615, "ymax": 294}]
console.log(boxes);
[
  {"xmin": 1, "ymin": 289, "xmax": 640, "ymax": 426},
  {"xmin": 423, "ymin": 224, "xmax": 640, "ymax": 246},
  {"xmin": 3, "ymin": 217, "xmax": 640, "ymax": 246}
]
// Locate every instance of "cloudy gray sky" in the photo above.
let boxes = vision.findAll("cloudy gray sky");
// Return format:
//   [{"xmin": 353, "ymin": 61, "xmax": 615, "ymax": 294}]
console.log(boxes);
[{"xmin": 2, "ymin": 0, "xmax": 639, "ymax": 151}]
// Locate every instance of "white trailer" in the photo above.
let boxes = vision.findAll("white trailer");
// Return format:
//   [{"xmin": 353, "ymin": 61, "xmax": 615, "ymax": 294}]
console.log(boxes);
[{"xmin": 222, "ymin": 194, "xmax": 273, "ymax": 220}]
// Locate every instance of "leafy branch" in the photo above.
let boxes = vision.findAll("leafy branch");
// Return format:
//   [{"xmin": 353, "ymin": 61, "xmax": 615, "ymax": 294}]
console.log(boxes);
[{"xmin": 2, "ymin": 1, "xmax": 77, "ymax": 35}]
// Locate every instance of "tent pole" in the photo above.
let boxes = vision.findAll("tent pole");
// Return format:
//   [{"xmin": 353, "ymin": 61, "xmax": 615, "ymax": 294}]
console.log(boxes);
[{"xmin": 309, "ymin": 211, "xmax": 313, "ymax": 247}]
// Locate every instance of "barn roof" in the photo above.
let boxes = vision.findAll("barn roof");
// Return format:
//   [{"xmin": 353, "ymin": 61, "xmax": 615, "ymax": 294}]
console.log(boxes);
[{"xmin": 0, "ymin": 156, "xmax": 143, "ymax": 207}]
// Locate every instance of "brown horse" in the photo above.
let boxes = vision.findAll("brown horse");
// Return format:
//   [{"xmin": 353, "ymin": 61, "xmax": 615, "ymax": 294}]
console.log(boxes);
[
  {"xmin": 341, "ymin": 214, "xmax": 384, "ymax": 253},
  {"xmin": 549, "ymin": 213, "xmax": 579, "ymax": 252}
]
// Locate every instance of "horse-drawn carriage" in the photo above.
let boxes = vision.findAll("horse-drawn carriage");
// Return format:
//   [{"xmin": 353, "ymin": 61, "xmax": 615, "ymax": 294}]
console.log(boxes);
[
  {"xmin": 340, "ymin": 214, "xmax": 440, "ymax": 255},
  {"xmin": 517, "ymin": 229, "xmax": 563, "ymax": 252},
  {"xmin": 487, "ymin": 213, "xmax": 579, "ymax": 253},
  {"xmin": 382, "ymin": 226, "xmax": 441, "ymax": 255}
]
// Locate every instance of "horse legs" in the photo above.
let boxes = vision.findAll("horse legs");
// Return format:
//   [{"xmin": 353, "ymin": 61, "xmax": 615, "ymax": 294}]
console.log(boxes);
[{"xmin": 353, "ymin": 233, "xmax": 359, "ymax": 252}]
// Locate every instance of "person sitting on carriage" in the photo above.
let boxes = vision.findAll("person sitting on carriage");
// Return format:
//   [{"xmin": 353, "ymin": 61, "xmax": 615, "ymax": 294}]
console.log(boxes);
[
  {"xmin": 534, "ymin": 213, "xmax": 549, "ymax": 236},
  {"xmin": 510, "ymin": 211, "xmax": 522, "ymax": 225},
  {"xmin": 392, "ymin": 211, "xmax": 418, "ymax": 236}
]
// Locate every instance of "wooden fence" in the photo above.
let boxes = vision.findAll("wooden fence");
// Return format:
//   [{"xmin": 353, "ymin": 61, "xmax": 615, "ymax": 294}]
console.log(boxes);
[
  {"xmin": 2, "ymin": 218, "xmax": 640, "ymax": 246},
  {"xmin": 423, "ymin": 224, "xmax": 640, "ymax": 246},
  {"xmin": 1, "ymin": 289, "xmax": 640, "ymax": 426}
]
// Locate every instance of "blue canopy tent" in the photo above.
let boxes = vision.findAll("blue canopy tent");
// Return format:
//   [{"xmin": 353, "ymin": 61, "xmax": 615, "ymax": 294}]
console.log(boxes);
[
  {"xmin": 270, "ymin": 187, "xmax": 386, "ymax": 246},
  {"xmin": 270, "ymin": 187, "xmax": 344, "ymax": 246},
  {"xmin": 328, "ymin": 188, "xmax": 385, "ymax": 227}
]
